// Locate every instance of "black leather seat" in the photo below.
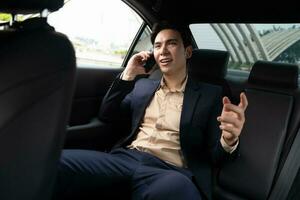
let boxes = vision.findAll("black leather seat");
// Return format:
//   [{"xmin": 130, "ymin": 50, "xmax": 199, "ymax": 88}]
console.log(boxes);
[
  {"xmin": 0, "ymin": 0, "xmax": 76, "ymax": 199},
  {"xmin": 188, "ymin": 49, "xmax": 231, "ymax": 98},
  {"xmin": 214, "ymin": 60, "xmax": 299, "ymax": 200},
  {"xmin": 188, "ymin": 49, "xmax": 229, "ymax": 82}
]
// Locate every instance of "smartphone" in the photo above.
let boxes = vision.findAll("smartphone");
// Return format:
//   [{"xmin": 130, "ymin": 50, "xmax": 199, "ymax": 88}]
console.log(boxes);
[{"xmin": 143, "ymin": 53, "xmax": 156, "ymax": 73}]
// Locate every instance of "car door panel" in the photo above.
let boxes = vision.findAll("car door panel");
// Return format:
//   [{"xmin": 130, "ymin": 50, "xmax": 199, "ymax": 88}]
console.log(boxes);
[{"xmin": 65, "ymin": 67, "xmax": 123, "ymax": 150}]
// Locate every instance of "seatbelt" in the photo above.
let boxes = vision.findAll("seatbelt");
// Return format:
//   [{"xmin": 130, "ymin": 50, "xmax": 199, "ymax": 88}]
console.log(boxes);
[{"xmin": 269, "ymin": 128, "xmax": 300, "ymax": 200}]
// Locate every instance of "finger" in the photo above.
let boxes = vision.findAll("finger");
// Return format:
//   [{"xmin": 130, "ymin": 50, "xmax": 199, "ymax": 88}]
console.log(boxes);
[
  {"xmin": 141, "ymin": 54, "xmax": 149, "ymax": 62},
  {"xmin": 221, "ymin": 110, "xmax": 245, "ymax": 124},
  {"xmin": 223, "ymin": 96, "xmax": 231, "ymax": 105},
  {"xmin": 132, "ymin": 54, "xmax": 145, "ymax": 66},
  {"xmin": 222, "ymin": 96, "xmax": 231, "ymax": 112},
  {"xmin": 223, "ymin": 109, "xmax": 245, "ymax": 123},
  {"xmin": 146, "ymin": 51, "xmax": 153, "ymax": 56},
  {"xmin": 143, "ymin": 52, "xmax": 151, "ymax": 60},
  {"xmin": 217, "ymin": 115, "xmax": 241, "ymax": 128},
  {"xmin": 222, "ymin": 131, "xmax": 236, "ymax": 140},
  {"xmin": 137, "ymin": 51, "xmax": 149, "ymax": 61},
  {"xmin": 224, "ymin": 104, "xmax": 244, "ymax": 117},
  {"xmin": 222, "ymin": 131, "xmax": 239, "ymax": 143},
  {"xmin": 219, "ymin": 124, "xmax": 240, "ymax": 138},
  {"xmin": 238, "ymin": 92, "xmax": 248, "ymax": 110}
]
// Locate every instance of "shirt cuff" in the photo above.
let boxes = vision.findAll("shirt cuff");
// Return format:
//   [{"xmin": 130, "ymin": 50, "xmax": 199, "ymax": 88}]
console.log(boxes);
[{"xmin": 220, "ymin": 136, "xmax": 239, "ymax": 154}]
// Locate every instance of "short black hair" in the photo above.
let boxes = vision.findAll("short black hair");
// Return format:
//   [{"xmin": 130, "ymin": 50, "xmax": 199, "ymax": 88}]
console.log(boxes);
[{"xmin": 150, "ymin": 21, "xmax": 192, "ymax": 47}]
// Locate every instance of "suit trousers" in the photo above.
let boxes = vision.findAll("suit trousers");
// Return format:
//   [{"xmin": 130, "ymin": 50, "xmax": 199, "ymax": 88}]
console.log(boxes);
[{"xmin": 54, "ymin": 148, "xmax": 202, "ymax": 200}]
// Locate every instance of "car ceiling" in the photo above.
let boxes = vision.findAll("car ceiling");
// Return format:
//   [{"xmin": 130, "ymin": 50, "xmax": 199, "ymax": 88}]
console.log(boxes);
[{"xmin": 124, "ymin": 0, "xmax": 300, "ymax": 24}]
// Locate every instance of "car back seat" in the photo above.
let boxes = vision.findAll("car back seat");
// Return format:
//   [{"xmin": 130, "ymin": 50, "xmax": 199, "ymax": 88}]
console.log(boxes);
[
  {"xmin": 214, "ymin": 60, "xmax": 299, "ymax": 200},
  {"xmin": 0, "ymin": 1, "xmax": 76, "ymax": 199},
  {"xmin": 188, "ymin": 49, "xmax": 231, "ymax": 97}
]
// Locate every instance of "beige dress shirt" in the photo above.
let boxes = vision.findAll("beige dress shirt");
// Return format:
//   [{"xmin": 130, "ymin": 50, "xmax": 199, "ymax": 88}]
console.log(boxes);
[{"xmin": 128, "ymin": 76, "xmax": 237, "ymax": 167}]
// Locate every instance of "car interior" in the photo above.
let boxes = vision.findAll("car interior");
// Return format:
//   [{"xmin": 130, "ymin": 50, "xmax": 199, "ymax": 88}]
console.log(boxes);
[{"xmin": 0, "ymin": 0, "xmax": 299, "ymax": 199}]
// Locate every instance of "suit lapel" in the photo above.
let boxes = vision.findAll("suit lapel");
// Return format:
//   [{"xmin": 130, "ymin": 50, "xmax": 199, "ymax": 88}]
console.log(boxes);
[
  {"xmin": 132, "ymin": 79, "xmax": 160, "ymax": 133},
  {"xmin": 180, "ymin": 78, "xmax": 202, "ymax": 137}
]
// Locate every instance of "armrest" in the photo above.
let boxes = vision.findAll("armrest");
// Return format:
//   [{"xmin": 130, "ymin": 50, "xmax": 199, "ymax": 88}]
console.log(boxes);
[{"xmin": 65, "ymin": 118, "xmax": 117, "ymax": 151}]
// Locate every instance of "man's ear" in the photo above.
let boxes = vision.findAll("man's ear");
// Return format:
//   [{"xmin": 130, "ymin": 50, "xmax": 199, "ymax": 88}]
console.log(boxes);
[{"xmin": 185, "ymin": 46, "xmax": 193, "ymax": 59}]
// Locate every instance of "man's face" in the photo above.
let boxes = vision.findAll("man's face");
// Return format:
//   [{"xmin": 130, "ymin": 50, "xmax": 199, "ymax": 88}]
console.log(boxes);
[{"xmin": 153, "ymin": 29, "xmax": 191, "ymax": 76}]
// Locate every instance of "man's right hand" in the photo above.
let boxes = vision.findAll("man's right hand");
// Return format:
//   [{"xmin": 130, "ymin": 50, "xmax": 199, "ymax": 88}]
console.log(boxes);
[{"xmin": 122, "ymin": 51, "xmax": 154, "ymax": 81}]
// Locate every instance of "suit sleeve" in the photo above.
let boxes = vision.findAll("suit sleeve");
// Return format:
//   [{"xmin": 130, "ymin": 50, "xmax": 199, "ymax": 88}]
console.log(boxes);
[{"xmin": 98, "ymin": 76, "xmax": 135, "ymax": 123}]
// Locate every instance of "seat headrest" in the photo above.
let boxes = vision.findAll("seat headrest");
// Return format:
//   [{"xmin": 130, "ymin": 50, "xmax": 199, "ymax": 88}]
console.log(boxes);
[
  {"xmin": 188, "ymin": 49, "xmax": 229, "ymax": 80},
  {"xmin": 0, "ymin": 0, "xmax": 64, "ymax": 14},
  {"xmin": 248, "ymin": 61, "xmax": 299, "ymax": 89}
]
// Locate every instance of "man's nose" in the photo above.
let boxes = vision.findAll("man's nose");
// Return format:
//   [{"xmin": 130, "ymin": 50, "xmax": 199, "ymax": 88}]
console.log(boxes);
[{"xmin": 160, "ymin": 44, "xmax": 169, "ymax": 55}]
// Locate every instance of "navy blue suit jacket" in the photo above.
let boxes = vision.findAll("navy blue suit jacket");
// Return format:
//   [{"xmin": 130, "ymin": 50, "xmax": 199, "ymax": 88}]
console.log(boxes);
[{"xmin": 100, "ymin": 76, "xmax": 237, "ymax": 199}]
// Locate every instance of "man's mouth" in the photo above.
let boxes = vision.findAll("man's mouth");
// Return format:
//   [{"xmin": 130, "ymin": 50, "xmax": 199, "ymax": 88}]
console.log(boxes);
[{"xmin": 160, "ymin": 58, "xmax": 172, "ymax": 65}]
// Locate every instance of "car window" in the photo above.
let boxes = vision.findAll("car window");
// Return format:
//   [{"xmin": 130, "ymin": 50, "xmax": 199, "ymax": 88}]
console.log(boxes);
[
  {"xmin": 132, "ymin": 25, "xmax": 152, "ymax": 53},
  {"xmin": 190, "ymin": 23, "xmax": 300, "ymax": 72},
  {"xmin": 48, "ymin": 0, "xmax": 144, "ymax": 68}
]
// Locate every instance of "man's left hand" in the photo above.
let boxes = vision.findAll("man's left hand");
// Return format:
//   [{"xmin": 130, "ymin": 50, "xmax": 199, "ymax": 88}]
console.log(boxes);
[{"xmin": 217, "ymin": 92, "xmax": 248, "ymax": 146}]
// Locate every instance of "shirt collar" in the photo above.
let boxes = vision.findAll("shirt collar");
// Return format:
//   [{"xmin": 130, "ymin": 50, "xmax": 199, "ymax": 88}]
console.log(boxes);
[{"xmin": 159, "ymin": 75, "xmax": 188, "ymax": 93}]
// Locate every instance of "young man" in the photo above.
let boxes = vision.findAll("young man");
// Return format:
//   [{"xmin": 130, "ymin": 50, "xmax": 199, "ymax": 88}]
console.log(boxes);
[{"xmin": 56, "ymin": 21, "xmax": 248, "ymax": 200}]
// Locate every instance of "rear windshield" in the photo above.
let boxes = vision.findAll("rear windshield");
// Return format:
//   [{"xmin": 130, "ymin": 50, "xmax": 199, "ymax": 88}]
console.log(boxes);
[{"xmin": 190, "ymin": 24, "xmax": 300, "ymax": 72}]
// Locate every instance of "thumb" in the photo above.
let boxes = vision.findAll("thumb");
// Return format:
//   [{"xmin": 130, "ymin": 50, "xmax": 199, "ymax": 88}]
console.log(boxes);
[{"xmin": 238, "ymin": 92, "xmax": 248, "ymax": 110}]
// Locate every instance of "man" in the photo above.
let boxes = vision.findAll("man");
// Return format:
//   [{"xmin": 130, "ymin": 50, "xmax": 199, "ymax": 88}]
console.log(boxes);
[{"xmin": 56, "ymin": 21, "xmax": 248, "ymax": 200}]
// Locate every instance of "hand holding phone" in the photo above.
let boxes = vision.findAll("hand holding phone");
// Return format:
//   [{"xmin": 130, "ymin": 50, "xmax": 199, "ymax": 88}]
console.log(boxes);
[{"xmin": 143, "ymin": 53, "xmax": 156, "ymax": 73}]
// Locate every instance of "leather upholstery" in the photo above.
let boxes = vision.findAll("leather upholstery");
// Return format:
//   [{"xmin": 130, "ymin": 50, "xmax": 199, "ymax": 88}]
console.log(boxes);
[
  {"xmin": 215, "ymin": 60, "xmax": 299, "ymax": 200},
  {"xmin": 0, "ymin": 15, "xmax": 75, "ymax": 200}
]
